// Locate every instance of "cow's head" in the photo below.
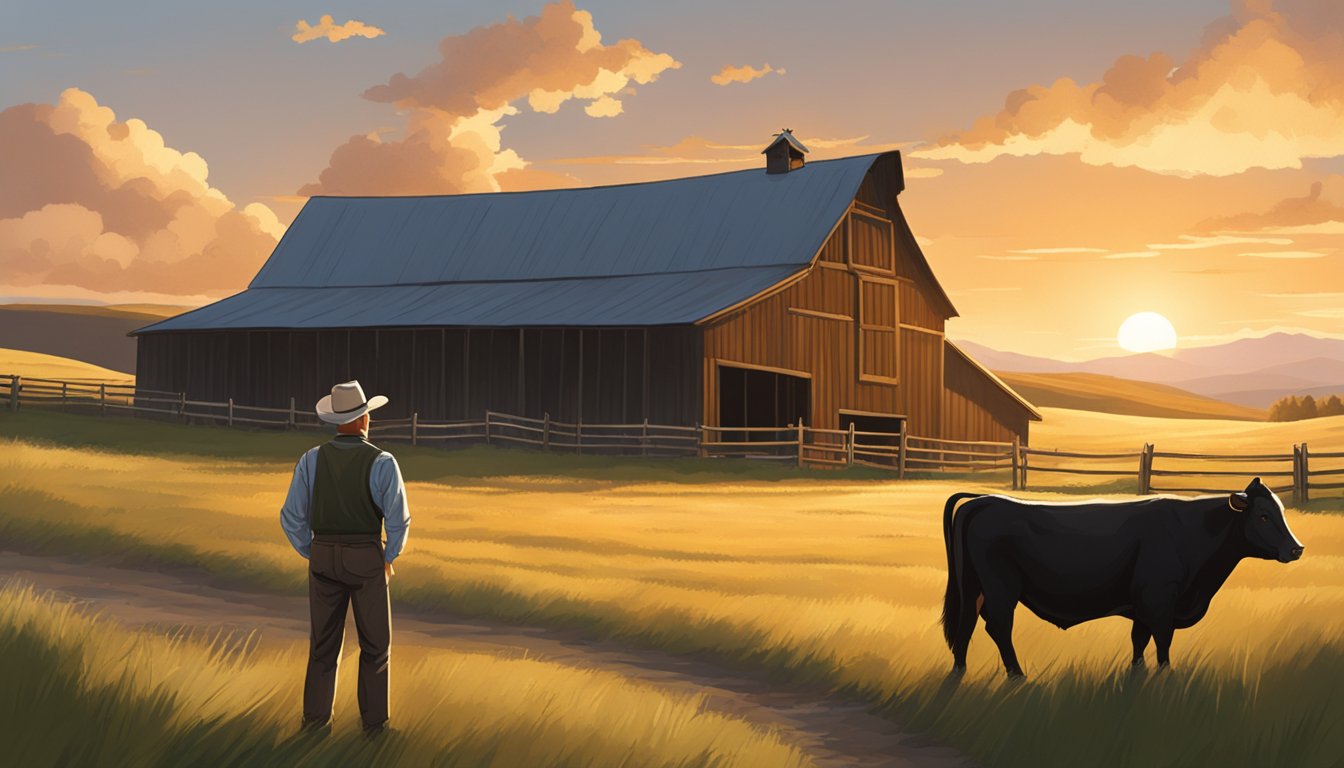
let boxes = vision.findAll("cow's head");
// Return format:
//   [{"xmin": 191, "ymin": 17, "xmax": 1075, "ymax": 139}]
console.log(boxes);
[{"xmin": 1230, "ymin": 477, "xmax": 1304, "ymax": 563}]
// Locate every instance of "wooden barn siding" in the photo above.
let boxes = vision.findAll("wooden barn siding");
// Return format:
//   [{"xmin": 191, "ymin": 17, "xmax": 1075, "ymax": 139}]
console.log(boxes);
[
  {"xmin": 941, "ymin": 345, "xmax": 1031, "ymax": 444},
  {"xmin": 702, "ymin": 216, "xmax": 947, "ymax": 434},
  {"xmin": 136, "ymin": 327, "xmax": 701, "ymax": 425}
]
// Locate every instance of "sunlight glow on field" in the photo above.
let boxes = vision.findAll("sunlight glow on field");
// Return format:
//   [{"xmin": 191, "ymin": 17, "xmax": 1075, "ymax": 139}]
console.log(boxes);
[{"xmin": 1, "ymin": 408, "xmax": 1341, "ymax": 766}]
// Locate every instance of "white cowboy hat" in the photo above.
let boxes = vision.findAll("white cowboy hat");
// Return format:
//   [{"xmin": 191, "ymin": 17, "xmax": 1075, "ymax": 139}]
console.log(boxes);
[{"xmin": 315, "ymin": 380, "xmax": 389, "ymax": 425}]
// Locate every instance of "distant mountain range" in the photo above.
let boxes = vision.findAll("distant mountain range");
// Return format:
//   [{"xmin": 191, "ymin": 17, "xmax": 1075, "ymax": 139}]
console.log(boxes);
[{"xmin": 957, "ymin": 333, "xmax": 1344, "ymax": 409}]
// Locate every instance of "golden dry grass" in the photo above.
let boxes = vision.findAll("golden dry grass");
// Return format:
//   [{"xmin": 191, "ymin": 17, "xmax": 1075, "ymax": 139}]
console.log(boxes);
[
  {"xmin": 1, "ymin": 407, "xmax": 1342, "ymax": 765},
  {"xmin": 0, "ymin": 584, "xmax": 809, "ymax": 767},
  {"xmin": 0, "ymin": 348, "xmax": 134, "ymax": 383}
]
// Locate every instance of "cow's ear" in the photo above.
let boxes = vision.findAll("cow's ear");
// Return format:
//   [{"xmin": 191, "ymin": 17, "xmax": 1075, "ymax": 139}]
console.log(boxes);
[
  {"xmin": 1247, "ymin": 477, "xmax": 1263, "ymax": 490},
  {"xmin": 1229, "ymin": 492, "xmax": 1250, "ymax": 511}
]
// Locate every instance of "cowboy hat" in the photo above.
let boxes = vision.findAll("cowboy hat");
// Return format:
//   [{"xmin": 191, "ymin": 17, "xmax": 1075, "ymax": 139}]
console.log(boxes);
[{"xmin": 315, "ymin": 380, "xmax": 388, "ymax": 425}]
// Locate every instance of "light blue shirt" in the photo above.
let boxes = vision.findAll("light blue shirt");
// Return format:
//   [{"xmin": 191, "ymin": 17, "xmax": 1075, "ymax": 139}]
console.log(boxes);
[{"xmin": 280, "ymin": 439, "xmax": 411, "ymax": 563}]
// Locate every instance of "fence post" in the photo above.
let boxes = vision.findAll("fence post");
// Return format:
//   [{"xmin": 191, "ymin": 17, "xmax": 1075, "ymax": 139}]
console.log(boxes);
[
  {"xmin": 543, "ymin": 412, "xmax": 551, "ymax": 451},
  {"xmin": 288, "ymin": 396, "xmax": 296, "ymax": 429},
  {"xmin": 1292, "ymin": 444, "xmax": 1302, "ymax": 502},
  {"xmin": 7, "ymin": 375, "xmax": 17, "ymax": 412},
  {"xmin": 847, "ymin": 422, "xmax": 856, "ymax": 467},
  {"xmin": 897, "ymin": 427, "xmax": 908, "ymax": 480},
  {"xmin": 1011, "ymin": 436, "xmax": 1021, "ymax": 490},
  {"xmin": 797, "ymin": 421, "xmax": 805, "ymax": 468},
  {"xmin": 1300, "ymin": 442, "xmax": 1310, "ymax": 504},
  {"xmin": 227, "ymin": 397, "xmax": 234, "ymax": 427},
  {"xmin": 1021, "ymin": 447, "xmax": 1029, "ymax": 490},
  {"xmin": 642, "ymin": 418, "xmax": 649, "ymax": 457},
  {"xmin": 576, "ymin": 420, "xmax": 583, "ymax": 455},
  {"xmin": 99, "ymin": 383, "xmax": 106, "ymax": 416},
  {"xmin": 62, "ymin": 381, "xmax": 68, "ymax": 404},
  {"xmin": 411, "ymin": 412, "xmax": 419, "ymax": 447},
  {"xmin": 697, "ymin": 422, "xmax": 705, "ymax": 458},
  {"xmin": 485, "ymin": 411, "xmax": 492, "ymax": 445},
  {"xmin": 1139, "ymin": 443, "xmax": 1154, "ymax": 495}
]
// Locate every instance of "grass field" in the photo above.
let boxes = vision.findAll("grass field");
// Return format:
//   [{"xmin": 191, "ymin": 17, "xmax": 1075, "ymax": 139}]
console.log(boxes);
[
  {"xmin": 0, "ymin": 585, "xmax": 808, "ymax": 767},
  {"xmin": 1, "ymin": 407, "xmax": 1343, "ymax": 766},
  {"xmin": 997, "ymin": 371, "xmax": 1265, "ymax": 421},
  {"xmin": 1, "ymin": 348, "xmax": 134, "ymax": 383}
]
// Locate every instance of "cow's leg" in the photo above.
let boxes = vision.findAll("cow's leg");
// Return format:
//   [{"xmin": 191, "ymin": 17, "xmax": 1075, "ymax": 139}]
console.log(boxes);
[
  {"xmin": 983, "ymin": 599, "xmax": 1022, "ymax": 677},
  {"xmin": 1130, "ymin": 621, "xmax": 1151, "ymax": 667},
  {"xmin": 979, "ymin": 567, "xmax": 1024, "ymax": 677},
  {"xmin": 951, "ymin": 591, "xmax": 981, "ymax": 671},
  {"xmin": 1136, "ymin": 584, "xmax": 1179, "ymax": 668}
]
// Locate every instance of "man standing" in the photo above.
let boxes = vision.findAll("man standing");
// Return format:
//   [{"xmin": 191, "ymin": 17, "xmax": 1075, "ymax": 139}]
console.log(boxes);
[{"xmin": 280, "ymin": 380, "xmax": 410, "ymax": 736}]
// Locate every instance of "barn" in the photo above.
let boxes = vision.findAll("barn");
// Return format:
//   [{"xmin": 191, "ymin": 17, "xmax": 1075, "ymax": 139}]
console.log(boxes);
[{"xmin": 133, "ymin": 133, "xmax": 1039, "ymax": 444}]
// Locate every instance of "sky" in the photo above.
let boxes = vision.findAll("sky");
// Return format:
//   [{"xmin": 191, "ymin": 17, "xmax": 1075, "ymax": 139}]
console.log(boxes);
[{"xmin": 2, "ymin": 0, "xmax": 1342, "ymax": 360}]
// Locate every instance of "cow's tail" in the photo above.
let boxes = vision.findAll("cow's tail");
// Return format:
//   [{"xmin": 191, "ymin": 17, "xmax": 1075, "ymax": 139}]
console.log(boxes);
[{"xmin": 941, "ymin": 492, "xmax": 984, "ymax": 649}]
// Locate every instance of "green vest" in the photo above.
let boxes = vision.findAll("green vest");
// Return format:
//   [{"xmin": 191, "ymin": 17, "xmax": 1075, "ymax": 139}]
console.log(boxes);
[{"xmin": 311, "ymin": 435, "xmax": 384, "ymax": 535}]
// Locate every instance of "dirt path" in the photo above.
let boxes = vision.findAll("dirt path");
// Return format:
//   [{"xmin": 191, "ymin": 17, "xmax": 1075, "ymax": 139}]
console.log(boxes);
[{"xmin": 0, "ymin": 550, "xmax": 970, "ymax": 768}]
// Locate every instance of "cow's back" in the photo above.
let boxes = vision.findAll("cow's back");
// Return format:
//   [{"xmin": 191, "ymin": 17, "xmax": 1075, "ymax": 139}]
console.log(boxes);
[{"xmin": 958, "ymin": 496, "xmax": 1174, "ymax": 628}]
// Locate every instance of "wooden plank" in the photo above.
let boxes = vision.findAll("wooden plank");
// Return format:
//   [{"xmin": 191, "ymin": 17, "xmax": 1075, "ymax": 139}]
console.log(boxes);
[
  {"xmin": 787, "ymin": 307, "xmax": 852, "ymax": 323},
  {"xmin": 1028, "ymin": 466, "xmax": 1138, "ymax": 477},
  {"xmin": 1023, "ymin": 449, "xmax": 1142, "ymax": 460}
]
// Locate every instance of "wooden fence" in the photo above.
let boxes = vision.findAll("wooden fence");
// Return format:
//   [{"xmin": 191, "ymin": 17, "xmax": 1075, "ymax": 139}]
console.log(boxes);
[
  {"xmin": 1019, "ymin": 442, "xmax": 1342, "ymax": 502},
  {"xmin": 4, "ymin": 373, "xmax": 1339, "ymax": 497}
]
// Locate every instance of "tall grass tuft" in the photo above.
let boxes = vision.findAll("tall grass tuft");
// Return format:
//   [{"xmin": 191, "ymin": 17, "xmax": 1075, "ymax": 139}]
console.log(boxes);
[{"xmin": 0, "ymin": 584, "xmax": 810, "ymax": 767}]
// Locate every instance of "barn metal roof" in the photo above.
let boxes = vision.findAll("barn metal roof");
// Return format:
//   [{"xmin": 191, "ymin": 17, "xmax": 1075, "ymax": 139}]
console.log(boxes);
[
  {"xmin": 133, "ymin": 267, "xmax": 803, "ymax": 330},
  {"xmin": 138, "ymin": 152, "xmax": 889, "ymax": 333}
]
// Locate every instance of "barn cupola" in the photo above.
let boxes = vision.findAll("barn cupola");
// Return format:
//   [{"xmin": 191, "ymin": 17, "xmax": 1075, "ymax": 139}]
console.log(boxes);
[{"xmin": 762, "ymin": 129, "xmax": 808, "ymax": 174}]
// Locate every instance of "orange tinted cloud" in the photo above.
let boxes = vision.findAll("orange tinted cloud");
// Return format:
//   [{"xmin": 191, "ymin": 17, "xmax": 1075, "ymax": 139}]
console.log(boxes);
[
  {"xmin": 710, "ymin": 63, "xmax": 784, "ymax": 86},
  {"xmin": 304, "ymin": 2, "xmax": 680, "ymax": 196},
  {"xmin": 292, "ymin": 15, "xmax": 385, "ymax": 44},
  {"xmin": 915, "ymin": 0, "xmax": 1344, "ymax": 176},
  {"xmin": 0, "ymin": 88, "xmax": 280, "ymax": 296},
  {"xmin": 1199, "ymin": 177, "xmax": 1344, "ymax": 232}
]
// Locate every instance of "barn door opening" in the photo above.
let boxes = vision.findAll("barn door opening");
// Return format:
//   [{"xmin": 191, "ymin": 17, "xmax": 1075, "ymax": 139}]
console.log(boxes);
[{"xmin": 718, "ymin": 364, "xmax": 810, "ymax": 445}]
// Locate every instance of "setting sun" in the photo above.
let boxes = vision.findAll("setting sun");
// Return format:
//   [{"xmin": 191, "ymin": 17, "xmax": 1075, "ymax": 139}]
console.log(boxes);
[{"xmin": 1117, "ymin": 311, "xmax": 1177, "ymax": 353}]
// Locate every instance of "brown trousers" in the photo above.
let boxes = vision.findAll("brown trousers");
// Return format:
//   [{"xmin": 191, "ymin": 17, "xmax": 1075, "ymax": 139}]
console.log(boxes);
[{"xmin": 302, "ymin": 534, "xmax": 391, "ymax": 727}]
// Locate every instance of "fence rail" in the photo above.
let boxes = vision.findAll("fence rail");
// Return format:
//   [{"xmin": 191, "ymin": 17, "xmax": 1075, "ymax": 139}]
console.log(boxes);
[{"xmin": 3, "ymin": 373, "xmax": 1339, "ymax": 497}]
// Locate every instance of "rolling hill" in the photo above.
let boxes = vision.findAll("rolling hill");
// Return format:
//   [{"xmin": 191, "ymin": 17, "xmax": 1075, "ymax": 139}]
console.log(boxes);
[
  {"xmin": 0, "ymin": 303, "xmax": 189, "ymax": 375},
  {"xmin": 0, "ymin": 348, "xmax": 135, "ymax": 382},
  {"xmin": 995, "ymin": 371, "xmax": 1265, "ymax": 421}
]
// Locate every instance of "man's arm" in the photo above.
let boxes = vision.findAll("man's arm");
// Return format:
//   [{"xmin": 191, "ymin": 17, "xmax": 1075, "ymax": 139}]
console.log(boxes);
[
  {"xmin": 372, "ymin": 453, "xmax": 410, "ymax": 564},
  {"xmin": 280, "ymin": 449, "xmax": 316, "ymax": 558}
]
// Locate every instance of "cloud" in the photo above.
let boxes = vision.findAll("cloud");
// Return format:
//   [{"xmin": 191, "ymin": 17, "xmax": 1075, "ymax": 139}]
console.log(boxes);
[
  {"xmin": 292, "ymin": 15, "xmax": 386, "ymax": 44},
  {"xmin": 1199, "ymin": 177, "xmax": 1344, "ymax": 232},
  {"xmin": 1009, "ymin": 247, "xmax": 1109, "ymax": 254},
  {"xmin": 904, "ymin": 166, "xmax": 944, "ymax": 179},
  {"xmin": 0, "ymin": 88, "xmax": 280, "ymax": 296},
  {"xmin": 543, "ymin": 133, "xmax": 906, "ymax": 169},
  {"xmin": 584, "ymin": 94, "xmax": 623, "ymax": 118},
  {"xmin": 1259, "ymin": 291, "xmax": 1344, "ymax": 298},
  {"xmin": 1238, "ymin": 249, "xmax": 1328, "ymax": 258},
  {"xmin": 977, "ymin": 254, "xmax": 1038, "ymax": 261},
  {"xmin": 1, "ymin": 44, "xmax": 38, "ymax": 53},
  {"xmin": 1102, "ymin": 250, "xmax": 1161, "ymax": 259},
  {"xmin": 1146, "ymin": 234, "xmax": 1293, "ymax": 250},
  {"xmin": 1297, "ymin": 307, "xmax": 1344, "ymax": 318},
  {"xmin": 304, "ymin": 2, "xmax": 680, "ymax": 196},
  {"xmin": 710, "ymin": 63, "xmax": 784, "ymax": 86},
  {"xmin": 914, "ymin": 0, "xmax": 1344, "ymax": 176}
]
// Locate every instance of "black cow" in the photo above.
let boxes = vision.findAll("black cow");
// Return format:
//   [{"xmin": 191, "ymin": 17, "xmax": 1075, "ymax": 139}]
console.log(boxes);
[{"xmin": 941, "ymin": 478, "xmax": 1303, "ymax": 677}]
